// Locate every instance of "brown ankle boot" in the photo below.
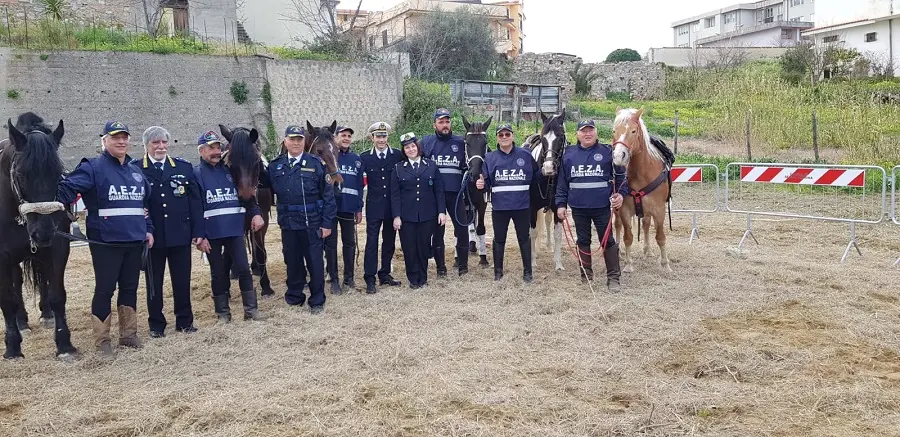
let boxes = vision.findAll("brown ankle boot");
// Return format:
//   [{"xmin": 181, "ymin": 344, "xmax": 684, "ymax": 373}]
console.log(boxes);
[
  {"xmin": 117, "ymin": 306, "xmax": 142, "ymax": 349},
  {"xmin": 92, "ymin": 314, "xmax": 114, "ymax": 357}
]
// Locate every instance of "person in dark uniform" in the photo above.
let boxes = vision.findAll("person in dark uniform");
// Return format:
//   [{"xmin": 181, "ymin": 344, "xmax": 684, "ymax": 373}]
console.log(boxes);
[
  {"xmin": 422, "ymin": 108, "xmax": 469, "ymax": 276},
  {"xmin": 359, "ymin": 122, "xmax": 403, "ymax": 294},
  {"xmin": 325, "ymin": 125, "xmax": 364, "ymax": 294},
  {"xmin": 193, "ymin": 130, "xmax": 266, "ymax": 321},
  {"xmin": 134, "ymin": 126, "xmax": 204, "ymax": 338},
  {"xmin": 268, "ymin": 125, "xmax": 337, "ymax": 314},
  {"xmin": 555, "ymin": 120, "xmax": 629, "ymax": 292},
  {"xmin": 57, "ymin": 121, "xmax": 154, "ymax": 357},
  {"xmin": 476, "ymin": 124, "xmax": 538, "ymax": 283},
  {"xmin": 392, "ymin": 132, "xmax": 447, "ymax": 289}
]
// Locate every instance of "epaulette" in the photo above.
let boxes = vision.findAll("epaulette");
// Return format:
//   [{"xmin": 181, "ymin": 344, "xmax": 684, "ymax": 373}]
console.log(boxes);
[
  {"xmin": 319, "ymin": 158, "xmax": 326, "ymax": 165},
  {"xmin": 174, "ymin": 156, "xmax": 191, "ymax": 164},
  {"xmin": 129, "ymin": 158, "xmax": 140, "ymax": 165}
]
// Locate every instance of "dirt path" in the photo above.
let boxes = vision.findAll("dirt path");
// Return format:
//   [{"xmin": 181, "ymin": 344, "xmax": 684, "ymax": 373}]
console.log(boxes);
[{"xmin": 1, "ymin": 205, "xmax": 899, "ymax": 436}]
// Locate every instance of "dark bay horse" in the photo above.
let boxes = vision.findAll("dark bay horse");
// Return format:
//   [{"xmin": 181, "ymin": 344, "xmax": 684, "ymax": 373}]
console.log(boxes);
[
  {"xmin": 303, "ymin": 120, "xmax": 342, "ymax": 185},
  {"xmin": 220, "ymin": 125, "xmax": 275, "ymax": 296},
  {"xmin": 460, "ymin": 115, "xmax": 490, "ymax": 267},
  {"xmin": 523, "ymin": 111, "xmax": 567, "ymax": 271},
  {"xmin": 0, "ymin": 112, "xmax": 76, "ymax": 359}
]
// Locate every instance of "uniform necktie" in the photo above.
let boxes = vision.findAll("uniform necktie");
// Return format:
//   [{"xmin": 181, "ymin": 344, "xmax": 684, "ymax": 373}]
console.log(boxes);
[
  {"xmin": 154, "ymin": 162, "xmax": 163, "ymax": 171},
  {"xmin": 289, "ymin": 157, "xmax": 297, "ymax": 167},
  {"xmin": 413, "ymin": 161, "xmax": 419, "ymax": 170},
  {"xmin": 379, "ymin": 152, "xmax": 385, "ymax": 160}
]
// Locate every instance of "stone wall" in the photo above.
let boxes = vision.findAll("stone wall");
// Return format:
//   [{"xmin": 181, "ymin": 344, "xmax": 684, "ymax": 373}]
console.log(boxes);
[
  {"xmin": 511, "ymin": 52, "xmax": 667, "ymax": 104},
  {"xmin": 0, "ymin": 48, "xmax": 403, "ymax": 166}
]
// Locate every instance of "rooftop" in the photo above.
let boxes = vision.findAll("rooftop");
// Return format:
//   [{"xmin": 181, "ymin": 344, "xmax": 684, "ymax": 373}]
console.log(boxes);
[{"xmin": 802, "ymin": 14, "xmax": 900, "ymax": 35}]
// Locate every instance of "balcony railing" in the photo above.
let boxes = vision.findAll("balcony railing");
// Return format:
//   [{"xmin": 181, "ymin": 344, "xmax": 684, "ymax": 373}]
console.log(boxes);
[{"xmin": 696, "ymin": 20, "xmax": 813, "ymax": 45}]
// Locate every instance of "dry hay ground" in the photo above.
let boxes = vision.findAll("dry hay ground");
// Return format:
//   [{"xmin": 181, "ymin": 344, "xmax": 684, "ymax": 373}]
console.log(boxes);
[{"xmin": 2, "ymin": 205, "xmax": 900, "ymax": 436}]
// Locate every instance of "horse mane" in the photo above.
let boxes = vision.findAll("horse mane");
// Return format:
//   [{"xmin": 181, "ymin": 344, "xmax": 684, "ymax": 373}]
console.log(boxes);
[
  {"xmin": 12, "ymin": 112, "xmax": 65, "ymax": 201},
  {"xmin": 614, "ymin": 108, "xmax": 666, "ymax": 164},
  {"xmin": 222, "ymin": 127, "xmax": 261, "ymax": 201}
]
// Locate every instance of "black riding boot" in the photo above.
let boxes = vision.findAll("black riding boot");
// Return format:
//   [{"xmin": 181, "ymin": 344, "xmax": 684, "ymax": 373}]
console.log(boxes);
[
  {"xmin": 325, "ymin": 247, "xmax": 342, "ymax": 294},
  {"xmin": 493, "ymin": 241, "xmax": 504, "ymax": 281},
  {"xmin": 241, "ymin": 289, "xmax": 266, "ymax": 321},
  {"xmin": 434, "ymin": 247, "xmax": 447, "ymax": 277},
  {"xmin": 213, "ymin": 294, "xmax": 232, "ymax": 323},
  {"xmin": 604, "ymin": 244, "xmax": 622, "ymax": 293},
  {"xmin": 578, "ymin": 245, "xmax": 593, "ymax": 282}
]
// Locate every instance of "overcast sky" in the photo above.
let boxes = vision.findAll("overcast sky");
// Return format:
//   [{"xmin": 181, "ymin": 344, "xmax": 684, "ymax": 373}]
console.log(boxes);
[
  {"xmin": 341, "ymin": 0, "xmax": 736, "ymax": 62},
  {"xmin": 340, "ymin": 0, "xmax": 891, "ymax": 62}
]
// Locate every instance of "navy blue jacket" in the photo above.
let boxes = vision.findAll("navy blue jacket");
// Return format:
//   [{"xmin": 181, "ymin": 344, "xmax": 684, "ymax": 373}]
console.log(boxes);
[
  {"xmin": 555, "ymin": 142, "xmax": 630, "ymax": 210},
  {"xmin": 134, "ymin": 155, "xmax": 203, "ymax": 248},
  {"xmin": 422, "ymin": 132, "xmax": 466, "ymax": 193},
  {"xmin": 391, "ymin": 158, "xmax": 446, "ymax": 222},
  {"xmin": 193, "ymin": 160, "xmax": 261, "ymax": 240},
  {"xmin": 269, "ymin": 152, "xmax": 337, "ymax": 231},
  {"xmin": 57, "ymin": 151, "xmax": 153, "ymax": 243},
  {"xmin": 483, "ymin": 145, "xmax": 537, "ymax": 211},
  {"xmin": 360, "ymin": 146, "xmax": 403, "ymax": 221},
  {"xmin": 335, "ymin": 149, "xmax": 364, "ymax": 214}
]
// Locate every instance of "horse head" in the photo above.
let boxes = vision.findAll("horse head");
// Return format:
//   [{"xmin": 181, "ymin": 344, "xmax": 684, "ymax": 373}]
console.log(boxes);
[
  {"xmin": 305, "ymin": 120, "xmax": 343, "ymax": 185},
  {"xmin": 613, "ymin": 107, "xmax": 653, "ymax": 168},
  {"xmin": 462, "ymin": 115, "xmax": 491, "ymax": 186},
  {"xmin": 219, "ymin": 124, "xmax": 261, "ymax": 201},
  {"xmin": 6, "ymin": 112, "xmax": 66, "ymax": 248},
  {"xmin": 539, "ymin": 110, "xmax": 567, "ymax": 177}
]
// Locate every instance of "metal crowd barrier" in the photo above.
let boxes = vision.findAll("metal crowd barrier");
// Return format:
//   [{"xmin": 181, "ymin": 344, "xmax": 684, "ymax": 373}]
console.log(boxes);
[
  {"xmin": 669, "ymin": 164, "xmax": 719, "ymax": 244},
  {"xmin": 892, "ymin": 166, "xmax": 899, "ymax": 266},
  {"xmin": 725, "ymin": 162, "xmax": 887, "ymax": 263}
]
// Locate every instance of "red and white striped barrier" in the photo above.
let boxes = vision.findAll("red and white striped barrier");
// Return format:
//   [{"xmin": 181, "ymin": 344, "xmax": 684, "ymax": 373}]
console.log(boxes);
[
  {"xmin": 671, "ymin": 167, "xmax": 702, "ymax": 183},
  {"xmin": 73, "ymin": 194, "xmax": 85, "ymax": 214},
  {"xmin": 740, "ymin": 166, "xmax": 865, "ymax": 187}
]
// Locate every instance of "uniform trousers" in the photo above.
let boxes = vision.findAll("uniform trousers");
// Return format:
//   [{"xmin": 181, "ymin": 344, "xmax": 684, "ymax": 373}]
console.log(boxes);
[
  {"xmin": 491, "ymin": 208, "xmax": 532, "ymax": 274},
  {"xmin": 325, "ymin": 212, "xmax": 357, "ymax": 283},
  {"xmin": 87, "ymin": 230, "xmax": 143, "ymax": 320},
  {"xmin": 432, "ymin": 193, "xmax": 467, "ymax": 270},
  {"xmin": 400, "ymin": 219, "xmax": 437, "ymax": 287},
  {"xmin": 282, "ymin": 228, "xmax": 326, "ymax": 307},
  {"xmin": 363, "ymin": 218, "xmax": 396, "ymax": 283},
  {"xmin": 145, "ymin": 244, "xmax": 193, "ymax": 332},
  {"xmin": 206, "ymin": 236, "xmax": 253, "ymax": 297}
]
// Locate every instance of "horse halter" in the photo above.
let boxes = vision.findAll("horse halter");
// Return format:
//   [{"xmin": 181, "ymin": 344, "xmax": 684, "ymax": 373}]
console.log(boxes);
[{"xmin": 9, "ymin": 130, "xmax": 66, "ymax": 251}]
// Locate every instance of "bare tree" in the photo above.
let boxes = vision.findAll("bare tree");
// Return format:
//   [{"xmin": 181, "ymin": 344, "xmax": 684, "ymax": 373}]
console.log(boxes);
[
  {"xmin": 708, "ymin": 42, "xmax": 749, "ymax": 73},
  {"xmin": 281, "ymin": 0, "xmax": 366, "ymax": 57},
  {"xmin": 140, "ymin": 0, "xmax": 165, "ymax": 37}
]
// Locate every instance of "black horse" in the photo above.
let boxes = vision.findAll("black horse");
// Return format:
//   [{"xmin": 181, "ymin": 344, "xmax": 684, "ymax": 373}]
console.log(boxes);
[
  {"xmin": 523, "ymin": 111, "xmax": 568, "ymax": 271},
  {"xmin": 220, "ymin": 125, "xmax": 275, "ymax": 297},
  {"xmin": 0, "ymin": 112, "xmax": 76, "ymax": 359},
  {"xmin": 460, "ymin": 115, "xmax": 491, "ymax": 267}
]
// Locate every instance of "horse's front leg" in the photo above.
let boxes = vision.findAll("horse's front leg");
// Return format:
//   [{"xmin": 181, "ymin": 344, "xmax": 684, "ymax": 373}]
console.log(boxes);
[
  {"xmin": 0, "ymin": 263, "xmax": 24, "ymax": 359},
  {"xmin": 475, "ymin": 205, "xmax": 488, "ymax": 266},
  {"xmin": 543, "ymin": 210, "xmax": 553, "ymax": 251},
  {"xmin": 655, "ymin": 215, "xmax": 672, "ymax": 272},
  {"xmin": 553, "ymin": 220, "xmax": 564, "ymax": 271},
  {"xmin": 48, "ymin": 244, "xmax": 76, "ymax": 358},
  {"xmin": 621, "ymin": 208, "xmax": 635, "ymax": 274},
  {"xmin": 642, "ymin": 216, "xmax": 652, "ymax": 256}
]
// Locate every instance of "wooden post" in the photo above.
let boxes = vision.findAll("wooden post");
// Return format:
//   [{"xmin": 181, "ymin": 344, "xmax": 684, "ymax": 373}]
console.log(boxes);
[
  {"xmin": 745, "ymin": 109, "xmax": 752, "ymax": 161},
  {"xmin": 812, "ymin": 110, "xmax": 820, "ymax": 162},
  {"xmin": 674, "ymin": 109, "xmax": 679, "ymax": 155}
]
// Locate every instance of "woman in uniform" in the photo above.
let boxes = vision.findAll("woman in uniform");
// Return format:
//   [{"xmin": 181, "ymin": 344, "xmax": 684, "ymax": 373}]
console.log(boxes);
[{"xmin": 391, "ymin": 132, "xmax": 447, "ymax": 289}]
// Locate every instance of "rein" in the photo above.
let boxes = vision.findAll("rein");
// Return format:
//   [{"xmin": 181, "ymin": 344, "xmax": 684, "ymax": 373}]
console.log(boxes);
[{"xmin": 453, "ymin": 140, "xmax": 486, "ymax": 228}]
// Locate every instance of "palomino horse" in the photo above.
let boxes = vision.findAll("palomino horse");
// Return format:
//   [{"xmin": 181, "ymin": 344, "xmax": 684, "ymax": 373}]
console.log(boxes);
[
  {"xmin": 612, "ymin": 107, "xmax": 674, "ymax": 272},
  {"xmin": 459, "ymin": 115, "xmax": 490, "ymax": 267},
  {"xmin": 0, "ymin": 112, "xmax": 76, "ymax": 359},
  {"xmin": 220, "ymin": 125, "xmax": 275, "ymax": 296},
  {"xmin": 523, "ymin": 111, "xmax": 567, "ymax": 271}
]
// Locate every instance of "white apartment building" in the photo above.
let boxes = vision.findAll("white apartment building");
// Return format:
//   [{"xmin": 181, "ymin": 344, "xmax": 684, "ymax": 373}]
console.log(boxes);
[{"xmin": 672, "ymin": 0, "xmax": 816, "ymax": 47}]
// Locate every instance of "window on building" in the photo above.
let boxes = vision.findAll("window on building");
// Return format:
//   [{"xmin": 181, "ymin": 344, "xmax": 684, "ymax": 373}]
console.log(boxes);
[
  {"xmin": 692, "ymin": 21, "xmax": 700, "ymax": 32},
  {"xmin": 705, "ymin": 16, "xmax": 715, "ymax": 28},
  {"xmin": 781, "ymin": 29, "xmax": 794, "ymax": 39},
  {"xmin": 381, "ymin": 30, "xmax": 388, "ymax": 47},
  {"xmin": 866, "ymin": 32, "xmax": 877, "ymax": 42},
  {"xmin": 823, "ymin": 35, "xmax": 839, "ymax": 43},
  {"xmin": 678, "ymin": 26, "xmax": 689, "ymax": 36},
  {"xmin": 790, "ymin": 16, "xmax": 803, "ymax": 22},
  {"xmin": 790, "ymin": 0, "xmax": 803, "ymax": 6},
  {"xmin": 724, "ymin": 13, "xmax": 734, "ymax": 24}
]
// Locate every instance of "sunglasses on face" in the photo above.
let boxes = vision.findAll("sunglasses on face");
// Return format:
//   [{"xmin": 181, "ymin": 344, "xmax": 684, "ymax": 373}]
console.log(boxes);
[
  {"xmin": 497, "ymin": 132, "xmax": 512, "ymax": 138},
  {"xmin": 374, "ymin": 133, "xmax": 388, "ymax": 138}
]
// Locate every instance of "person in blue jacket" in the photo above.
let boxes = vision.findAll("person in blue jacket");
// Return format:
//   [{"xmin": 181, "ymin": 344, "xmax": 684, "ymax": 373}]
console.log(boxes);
[
  {"xmin": 392, "ymin": 132, "xmax": 447, "ymax": 289},
  {"xmin": 359, "ymin": 122, "xmax": 403, "ymax": 294},
  {"xmin": 324, "ymin": 125, "xmax": 363, "ymax": 294},
  {"xmin": 268, "ymin": 125, "xmax": 337, "ymax": 314},
  {"xmin": 57, "ymin": 120, "xmax": 154, "ymax": 356},
  {"xmin": 193, "ymin": 130, "xmax": 266, "ymax": 322},
  {"xmin": 134, "ymin": 126, "xmax": 204, "ymax": 338},
  {"xmin": 421, "ymin": 108, "xmax": 469, "ymax": 276},
  {"xmin": 476, "ymin": 124, "xmax": 538, "ymax": 283},
  {"xmin": 554, "ymin": 120, "xmax": 628, "ymax": 292}
]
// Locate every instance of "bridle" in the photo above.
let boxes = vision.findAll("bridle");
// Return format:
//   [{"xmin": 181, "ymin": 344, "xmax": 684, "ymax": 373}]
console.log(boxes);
[
  {"xmin": 464, "ymin": 131, "xmax": 486, "ymax": 175},
  {"xmin": 8, "ymin": 130, "xmax": 67, "ymax": 252}
]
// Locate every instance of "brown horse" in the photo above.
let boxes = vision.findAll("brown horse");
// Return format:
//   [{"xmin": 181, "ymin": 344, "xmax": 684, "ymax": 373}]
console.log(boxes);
[
  {"xmin": 612, "ymin": 107, "xmax": 672, "ymax": 272},
  {"xmin": 304, "ymin": 120, "xmax": 343, "ymax": 185}
]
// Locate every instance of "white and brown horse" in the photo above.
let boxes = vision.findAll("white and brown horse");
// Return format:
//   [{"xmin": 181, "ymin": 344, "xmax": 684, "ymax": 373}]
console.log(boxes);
[{"xmin": 612, "ymin": 107, "xmax": 673, "ymax": 272}]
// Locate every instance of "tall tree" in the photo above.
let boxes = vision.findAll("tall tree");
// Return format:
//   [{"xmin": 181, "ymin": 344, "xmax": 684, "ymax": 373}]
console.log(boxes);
[{"xmin": 407, "ymin": 7, "xmax": 499, "ymax": 81}]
